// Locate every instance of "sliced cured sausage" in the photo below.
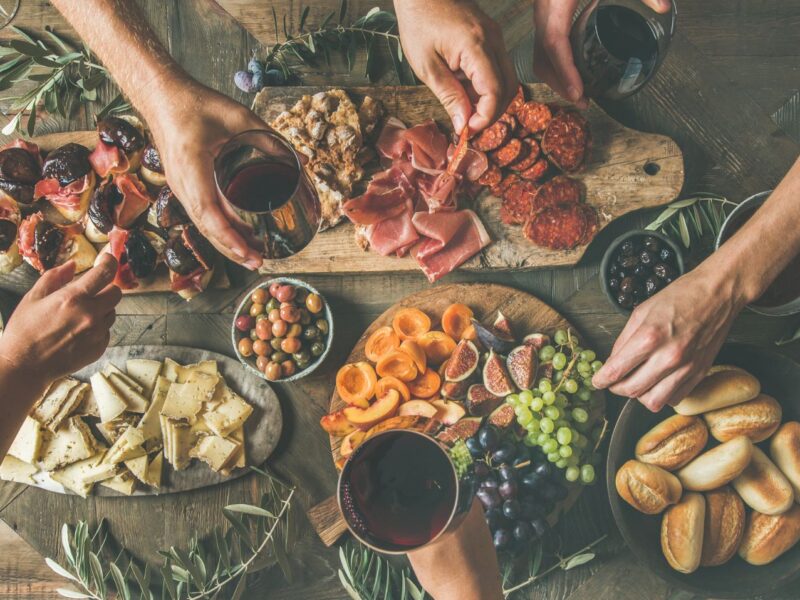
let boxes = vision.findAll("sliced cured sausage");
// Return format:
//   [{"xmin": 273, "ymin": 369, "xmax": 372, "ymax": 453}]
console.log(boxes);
[
  {"xmin": 506, "ymin": 86, "xmax": 525, "ymax": 115},
  {"xmin": 509, "ymin": 138, "xmax": 541, "ymax": 171},
  {"xmin": 517, "ymin": 102, "xmax": 552, "ymax": 135},
  {"xmin": 501, "ymin": 180, "xmax": 538, "ymax": 225},
  {"xmin": 489, "ymin": 138, "xmax": 523, "ymax": 167},
  {"xmin": 471, "ymin": 120, "xmax": 511, "ymax": 152},
  {"xmin": 541, "ymin": 110, "xmax": 590, "ymax": 172},
  {"xmin": 518, "ymin": 158, "xmax": 549, "ymax": 182},
  {"xmin": 490, "ymin": 173, "xmax": 520, "ymax": 197},
  {"xmin": 523, "ymin": 202, "xmax": 588, "ymax": 250},
  {"xmin": 477, "ymin": 163, "xmax": 502, "ymax": 188},
  {"xmin": 531, "ymin": 175, "xmax": 583, "ymax": 209}
]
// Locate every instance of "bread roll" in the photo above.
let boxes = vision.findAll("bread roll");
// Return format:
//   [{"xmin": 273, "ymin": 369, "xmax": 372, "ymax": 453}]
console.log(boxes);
[
  {"xmin": 738, "ymin": 504, "xmax": 800, "ymax": 565},
  {"xmin": 770, "ymin": 421, "xmax": 800, "ymax": 499},
  {"xmin": 615, "ymin": 460, "xmax": 682, "ymax": 514},
  {"xmin": 661, "ymin": 492, "xmax": 706, "ymax": 573},
  {"xmin": 673, "ymin": 365, "xmax": 760, "ymax": 416},
  {"xmin": 635, "ymin": 415, "xmax": 708, "ymax": 471},
  {"xmin": 676, "ymin": 436, "xmax": 753, "ymax": 491},
  {"xmin": 703, "ymin": 394, "xmax": 782, "ymax": 443},
  {"xmin": 732, "ymin": 446, "xmax": 795, "ymax": 515},
  {"xmin": 700, "ymin": 486, "xmax": 745, "ymax": 566}
]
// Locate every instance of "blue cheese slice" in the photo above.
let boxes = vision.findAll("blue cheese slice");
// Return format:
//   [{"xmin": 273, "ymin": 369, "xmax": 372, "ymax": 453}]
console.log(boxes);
[
  {"xmin": 0, "ymin": 455, "xmax": 38, "ymax": 484},
  {"xmin": 90, "ymin": 373, "xmax": 128, "ymax": 423},
  {"xmin": 125, "ymin": 359, "xmax": 162, "ymax": 397},
  {"xmin": 107, "ymin": 373, "xmax": 149, "ymax": 413},
  {"xmin": 7, "ymin": 416, "xmax": 42, "ymax": 464},
  {"xmin": 189, "ymin": 435, "xmax": 240, "ymax": 472},
  {"xmin": 38, "ymin": 417, "xmax": 96, "ymax": 471}
]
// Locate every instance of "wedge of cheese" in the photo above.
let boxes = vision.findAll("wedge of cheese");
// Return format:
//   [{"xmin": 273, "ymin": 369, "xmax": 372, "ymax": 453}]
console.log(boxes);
[
  {"xmin": 107, "ymin": 373, "xmax": 149, "ymax": 413},
  {"xmin": 124, "ymin": 454, "xmax": 149, "ymax": 484},
  {"xmin": 161, "ymin": 358, "xmax": 218, "ymax": 383},
  {"xmin": 220, "ymin": 427, "xmax": 246, "ymax": 477},
  {"xmin": 100, "ymin": 470, "xmax": 137, "ymax": 495},
  {"xmin": 144, "ymin": 453, "xmax": 162, "ymax": 488},
  {"xmin": 202, "ymin": 386, "xmax": 253, "ymax": 438},
  {"xmin": 72, "ymin": 387, "xmax": 100, "ymax": 418},
  {"xmin": 103, "ymin": 363, "xmax": 143, "ymax": 394},
  {"xmin": 51, "ymin": 452, "xmax": 119, "ymax": 497},
  {"xmin": 33, "ymin": 378, "xmax": 85, "ymax": 432},
  {"xmin": 96, "ymin": 414, "xmax": 139, "ymax": 445},
  {"xmin": 103, "ymin": 426, "xmax": 146, "ymax": 465},
  {"xmin": 138, "ymin": 376, "xmax": 171, "ymax": 442},
  {"xmin": 190, "ymin": 435, "xmax": 240, "ymax": 472},
  {"xmin": 160, "ymin": 373, "xmax": 216, "ymax": 423},
  {"xmin": 0, "ymin": 455, "xmax": 38, "ymax": 484},
  {"xmin": 90, "ymin": 373, "xmax": 128, "ymax": 423},
  {"xmin": 7, "ymin": 416, "xmax": 42, "ymax": 464},
  {"xmin": 38, "ymin": 418, "xmax": 96, "ymax": 471},
  {"xmin": 125, "ymin": 359, "xmax": 162, "ymax": 398},
  {"xmin": 161, "ymin": 418, "xmax": 194, "ymax": 470}
]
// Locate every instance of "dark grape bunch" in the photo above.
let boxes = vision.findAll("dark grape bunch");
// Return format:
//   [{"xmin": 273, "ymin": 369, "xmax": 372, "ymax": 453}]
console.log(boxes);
[
  {"xmin": 465, "ymin": 425, "xmax": 566, "ymax": 551},
  {"xmin": 507, "ymin": 329, "xmax": 603, "ymax": 485}
]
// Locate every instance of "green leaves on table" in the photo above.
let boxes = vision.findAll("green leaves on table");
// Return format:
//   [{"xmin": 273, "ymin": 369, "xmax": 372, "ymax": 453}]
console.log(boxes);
[
  {"xmin": 0, "ymin": 26, "xmax": 129, "ymax": 137},
  {"xmin": 44, "ymin": 468, "xmax": 296, "ymax": 600},
  {"xmin": 645, "ymin": 194, "xmax": 738, "ymax": 251},
  {"xmin": 338, "ymin": 542, "xmax": 428, "ymax": 600}
]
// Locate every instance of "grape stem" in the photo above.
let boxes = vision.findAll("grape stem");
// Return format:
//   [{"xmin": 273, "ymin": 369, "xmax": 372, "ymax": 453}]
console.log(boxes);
[{"xmin": 501, "ymin": 534, "xmax": 608, "ymax": 597}]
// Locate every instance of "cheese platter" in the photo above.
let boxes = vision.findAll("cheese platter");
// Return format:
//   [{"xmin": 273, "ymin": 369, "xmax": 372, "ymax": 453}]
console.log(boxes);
[{"xmin": 0, "ymin": 345, "xmax": 282, "ymax": 496}]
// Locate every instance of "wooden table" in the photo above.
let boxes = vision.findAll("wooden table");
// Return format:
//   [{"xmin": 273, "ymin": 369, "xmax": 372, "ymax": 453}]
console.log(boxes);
[{"xmin": 2, "ymin": 1, "xmax": 800, "ymax": 598}]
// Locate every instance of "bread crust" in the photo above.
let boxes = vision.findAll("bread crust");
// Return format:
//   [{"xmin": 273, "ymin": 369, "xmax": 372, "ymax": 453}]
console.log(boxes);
[
  {"xmin": 739, "ymin": 505, "xmax": 800, "ymax": 566},
  {"xmin": 615, "ymin": 460, "xmax": 682, "ymax": 514},
  {"xmin": 674, "ymin": 365, "xmax": 760, "ymax": 416},
  {"xmin": 635, "ymin": 415, "xmax": 708, "ymax": 471},
  {"xmin": 700, "ymin": 486, "xmax": 745, "ymax": 566},
  {"xmin": 770, "ymin": 421, "xmax": 800, "ymax": 499},
  {"xmin": 704, "ymin": 394, "xmax": 782, "ymax": 443},
  {"xmin": 661, "ymin": 492, "xmax": 705, "ymax": 573},
  {"xmin": 732, "ymin": 446, "xmax": 794, "ymax": 515},
  {"xmin": 677, "ymin": 436, "xmax": 754, "ymax": 492}
]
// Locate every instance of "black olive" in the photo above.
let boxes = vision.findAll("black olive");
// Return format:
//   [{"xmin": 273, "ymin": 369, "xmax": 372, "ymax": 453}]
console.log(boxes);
[
  {"xmin": 632, "ymin": 286, "xmax": 645, "ymax": 302},
  {"xmin": 620, "ymin": 255, "xmax": 639, "ymax": 269},
  {"xmin": 609, "ymin": 262, "xmax": 619, "ymax": 276},
  {"xmin": 0, "ymin": 148, "xmax": 40, "ymax": 184},
  {"xmin": 620, "ymin": 277, "xmax": 636, "ymax": 294},
  {"xmin": 141, "ymin": 144, "xmax": 163, "ymax": 173},
  {"xmin": 645, "ymin": 276, "xmax": 661, "ymax": 296},
  {"xmin": 632, "ymin": 264, "xmax": 648, "ymax": 278},
  {"xmin": 608, "ymin": 277, "xmax": 620, "ymax": 291},
  {"xmin": 653, "ymin": 262, "xmax": 677, "ymax": 281},
  {"xmin": 616, "ymin": 267, "xmax": 628, "ymax": 280},
  {"xmin": 639, "ymin": 250, "xmax": 655, "ymax": 266},
  {"xmin": 155, "ymin": 186, "xmax": 189, "ymax": 228},
  {"xmin": 0, "ymin": 220, "xmax": 17, "ymax": 253},
  {"xmin": 124, "ymin": 229, "xmax": 158, "ymax": 278},
  {"xmin": 97, "ymin": 117, "xmax": 145, "ymax": 153},
  {"xmin": 164, "ymin": 234, "xmax": 200, "ymax": 275},
  {"xmin": 34, "ymin": 220, "xmax": 63, "ymax": 269},
  {"xmin": 617, "ymin": 292, "xmax": 633, "ymax": 309},
  {"xmin": 643, "ymin": 236, "xmax": 661, "ymax": 253},
  {"xmin": 659, "ymin": 246, "xmax": 674, "ymax": 262},
  {"xmin": 0, "ymin": 180, "xmax": 33, "ymax": 204},
  {"xmin": 42, "ymin": 143, "xmax": 91, "ymax": 186},
  {"xmin": 619, "ymin": 239, "xmax": 636, "ymax": 257}
]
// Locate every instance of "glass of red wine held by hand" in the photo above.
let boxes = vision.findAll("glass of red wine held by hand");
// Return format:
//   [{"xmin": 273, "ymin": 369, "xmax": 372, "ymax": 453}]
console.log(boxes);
[
  {"xmin": 214, "ymin": 130, "xmax": 321, "ymax": 259},
  {"xmin": 571, "ymin": 0, "xmax": 677, "ymax": 100},
  {"xmin": 338, "ymin": 429, "xmax": 473, "ymax": 554}
]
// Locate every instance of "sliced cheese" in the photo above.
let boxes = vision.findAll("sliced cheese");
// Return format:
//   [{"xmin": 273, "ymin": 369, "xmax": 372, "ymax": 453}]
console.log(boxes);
[
  {"xmin": 90, "ymin": 373, "xmax": 128, "ymax": 423},
  {"xmin": 220, "ymin": 427, "xmax": 246, "ymax": 477},
  {"xmin": 7, "ymin": 416, "xmax": 42, "ymax": 464},
  {"xmin": 160, "ymin": 376, "xmax": 213, "ymax": 423},
  {"xmin": 107, "ymin": 373, "xmax": 149, "ymax": 413},
  {"xmin": 48, "ymin": 383, "xmax": 89, "ymax": 432},
  {"xmin": 100, "ymin": 470, "xmax": 137, "ymax": 495},
  {"xmin": 162, "ymin": 419, "xmax": 194, "ymax": 470},
  {"xmin": 124, "ymin": 454, "xmax": 149, "ymax": 483},
  {"xmin": 32, "ymin": 377, "xmax": 83, "ymax": 431},
  {"xmin": 0, "ymin": 455, "xmax": 38, "ymax": 484},
  {"xmin": 202, "ymin": 387, "xmax": 253, "ymax": 438},
  {"xmin": 161, "ymin": 359, "xmax": 218, "ymax": 383},
  {"xmin": 103, "ymin": 426, "xmax": 146, "ymax": 465},
  {"xmin": 125, "ymin": 359, "xmax": 162, "ymax": 397},
  {"xmin": 72, "ymin": 387, "xmax": 100, "ymax": 418},
  {"xmin": 96, "ymin": 414, "xmax": 138, "ymax": 445},
  {"xmin": 103, "ymin": 363, "xmax": 144, "ymax": 394},
  {"xmin": 139, "ymin": 376, "xmax": 171, "ymax": 442},
  {"xmin": 190, "ymin": 435, "xmax": 240, "ymax": 472},
  {"xmin": 144, "ymin": 453, "xmax": 163, "ymax": 488},
  {"xmin": 38, "ymin": 418, "xmax": 96, "ymax": 471}
]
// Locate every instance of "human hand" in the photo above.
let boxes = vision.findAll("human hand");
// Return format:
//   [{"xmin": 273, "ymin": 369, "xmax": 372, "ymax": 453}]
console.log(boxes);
[
  {"xmin": 407, "ymin": 499, "xmax": 503, "ymax": 600},
  {"xmin": 395, "ymin": 0, "xmax": 517, "ymax": 133},
  {"xmin": 592, "ymin": 265, "xmax": 747, "ymax": 412},
  {"xmin": 533, "ymin": 0, "xmax": 670, "ymax": 107},
  {"xmin": 0, "ymin": 253, "xmax": 121, "ymax": 384},
  {"xmin": 145, "ymin": 82, "xmax": 267, "ymax": 270}
]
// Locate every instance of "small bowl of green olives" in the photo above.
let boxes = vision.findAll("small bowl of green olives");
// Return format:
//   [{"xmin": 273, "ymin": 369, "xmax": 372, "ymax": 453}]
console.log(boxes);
[
  {"xmin": 232, "ymin": 278, "xmax": 334, "ymax": 382},
  {"xmin": 600, "ymin": 229, "xmax": 685, "ymax": 315}
]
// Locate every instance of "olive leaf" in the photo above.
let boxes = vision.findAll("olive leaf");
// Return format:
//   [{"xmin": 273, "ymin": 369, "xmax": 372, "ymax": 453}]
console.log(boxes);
[
  {"xmin": 645, "ymin": 194, "xmax": 738, "ymax": 252},
  {"xmin": 776, "ymin": 325, "xmax": 800, "ymax": 346}
]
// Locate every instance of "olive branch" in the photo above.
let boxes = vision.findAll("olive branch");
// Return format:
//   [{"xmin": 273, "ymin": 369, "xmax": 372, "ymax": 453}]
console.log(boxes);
[{"xmin": 645, "ymin": 193, "xmax": 738, "ymax": 250}]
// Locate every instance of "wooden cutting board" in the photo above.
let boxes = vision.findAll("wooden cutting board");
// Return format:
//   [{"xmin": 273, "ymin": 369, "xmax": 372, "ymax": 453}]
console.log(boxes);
[{"xmin": 252, "ymin": 84, "xmax": 684, "ymax": 275}]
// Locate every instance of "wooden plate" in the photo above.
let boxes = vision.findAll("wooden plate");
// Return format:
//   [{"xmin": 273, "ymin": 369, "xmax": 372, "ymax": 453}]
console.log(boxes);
[
  {"xmin": 607, "ymin": 343, "xmax": 800, "ymax": 598},
  {"xmin": 26, "ymin": 344, "xmax": 282, "ymax": 497}
]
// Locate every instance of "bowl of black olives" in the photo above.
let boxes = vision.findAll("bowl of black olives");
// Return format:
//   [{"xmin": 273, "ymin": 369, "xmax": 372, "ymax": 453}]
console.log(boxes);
[{"xmin": 600, "ymin": 230, "xmax": 685, "ymax": 314}]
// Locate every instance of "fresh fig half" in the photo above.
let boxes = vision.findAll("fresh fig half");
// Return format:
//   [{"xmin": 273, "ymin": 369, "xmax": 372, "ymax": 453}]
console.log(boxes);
[
  {"xmin": 437, "ymin": 417, "xmax": 482, "ymax": 444},
  {"xmin": 442, "ymin": 379, "xmax": 471, "ymax": 400},
  {"xmin": 492, "ymin": 311, "xmax": 514, "ymax": 337},
  {"xmin": 507, "ymin": 345, "xmax": 537, "ymax": 391},
  {"xmin": 444, "ymin": 339, "xmax": 479, "ymax": 382},
  {"xmin": 483, "ymin": 350, "xmax": 516, "ymax": 397},
  {"xmin": 466, "ymin": 384, "xmax": 503, "ymax": 417},
  {"xmin": 523, "ymin": 333, "xmax": 550, "ymax": 350},
  {"xmin": 487, "ymin": 404, "xmax": 516, "ymax": 429},
  {"xmin": 471, "ymin": 318, "xmax": 516, "ymax": 353}
]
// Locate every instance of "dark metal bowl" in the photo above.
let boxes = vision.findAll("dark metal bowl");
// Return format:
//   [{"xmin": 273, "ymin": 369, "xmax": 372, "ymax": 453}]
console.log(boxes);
[
  {"xmin": 607, "ymin": 343, "xmax": 800, "ymax": 598},
  {"xmin": 599, "ymin": 229, "xmax": 686, "ymax": 316}
]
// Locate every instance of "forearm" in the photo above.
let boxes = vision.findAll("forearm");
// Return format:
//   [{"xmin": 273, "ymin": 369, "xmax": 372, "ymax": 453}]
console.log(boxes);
[
  {"xmin": 0, "ymin": 355, "xmax": 48, "ymax": 459},
  {"xmin": 696, "ymin": 156, "xmax": 800, "ymax": 306},
  {"xmin": 49, "ymin": 0, "xmax": 191, "ymax": 115}
]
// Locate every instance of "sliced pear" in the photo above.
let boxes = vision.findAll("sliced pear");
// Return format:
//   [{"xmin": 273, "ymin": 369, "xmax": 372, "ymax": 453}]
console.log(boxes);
[{"xmin": 7, "ymin": 416, "xmax": 42, "ymax": 464}]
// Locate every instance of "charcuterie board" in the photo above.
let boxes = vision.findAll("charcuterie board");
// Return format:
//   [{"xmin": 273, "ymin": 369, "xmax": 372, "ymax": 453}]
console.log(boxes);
[
  {"xmin": 253, "ymin": 84, "xmax": 684, "ymax": 275},
  {"xmin": 19, "ymin": 344, "xmax": 282, "ymax": 496}
]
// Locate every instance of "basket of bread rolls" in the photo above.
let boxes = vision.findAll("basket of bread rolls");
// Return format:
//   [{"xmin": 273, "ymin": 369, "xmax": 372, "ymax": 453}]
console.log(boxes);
[{"xmin": 607, "ymin": 343, "xmax": 800, "ymax": 598}]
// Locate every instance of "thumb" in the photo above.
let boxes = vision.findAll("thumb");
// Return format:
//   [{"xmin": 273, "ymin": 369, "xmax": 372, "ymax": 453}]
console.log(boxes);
[
  {"xmin": 29, "ymin": 260, "xmax": 77, "ymax": 299},
  {"xmin": 419, "ymin": 58, "xmax": 472, "ymax": 134},
  {"xmin": 641, "ymin": 0, "xmax": 672, "ymax": 13}
]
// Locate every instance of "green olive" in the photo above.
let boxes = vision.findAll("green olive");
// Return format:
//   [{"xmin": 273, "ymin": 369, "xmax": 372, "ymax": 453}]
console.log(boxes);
[
  {"xmin": 310, "ymin": 341, "xmax": 325, "ymax": 357},
  {"xmin": 270, "ymin": 338, "xmax": 283, "ymax": 351},
  {"xmin": 299, "ymin": 309, "xmax": 312, "ymax": 325},
  {"xmin": 293, "ymin": 350, "xmax": 311, "ymax": 367},
  {"xmin": 294, "ymin": 287, "xmax": 309, "ymax": 303},
  {"xmin": 266, "ymin": 298, "xmax": 280, "ymax": 312},
  {"xmin": 255, "ymin": 313, "xmax": 270, "ymax": 322},
  {"xmin": 249, "ymin": 329, "xmax": 259, "ymax": 341},
  {"xmin": 316, "ymin": 319, "xmax": 329, "ymax": 336},
  {"xmin": 271, "ymin": 351, "xmax": 288, "ymax": 363},
  {"xmin": 302, "ymin": 326, "xmax": 319, "ymax": 340}
]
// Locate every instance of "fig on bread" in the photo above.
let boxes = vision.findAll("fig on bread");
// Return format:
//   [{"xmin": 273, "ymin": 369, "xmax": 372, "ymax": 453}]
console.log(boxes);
[
  {"xmin": 149, "ymin": 186, "xmax": 189, "ymax": 230},
  {"xmin": 165, "ymin": 225, "xmax": 216, "ymax": 301},
  {"xmin": 139, "ymin": 143, "xmax": 166, "ymax": 187},
  {"xmin": 17, "ymin": 211, "xmax": 97, "ymax": 274},
  {"xmin": 0, "ymin": 196, "xmax": 22, "ymax": 273},
  {"xmin": 89, "ymin": 115, "xmax": 146, "ymax": 177},
  {"xmin": 104, "ymin": 227, "xmax": 166, "ymax": 290},
  {"xmin": 85, "ymin": 173, "xmax": 152, "ymax": 243},
  {"xmin": 0, "ymin": 139, "xmax": 42, "ymax": 206},
  {"xmin": 34, "ymin": 143, "xmax": 97, "ymax": 222}
]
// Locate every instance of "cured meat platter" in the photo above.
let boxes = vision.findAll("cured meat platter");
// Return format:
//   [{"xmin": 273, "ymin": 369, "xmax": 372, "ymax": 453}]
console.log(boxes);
[{"xmin": 253, "ymin": 84, "xmax": 684, "ymax": 275}]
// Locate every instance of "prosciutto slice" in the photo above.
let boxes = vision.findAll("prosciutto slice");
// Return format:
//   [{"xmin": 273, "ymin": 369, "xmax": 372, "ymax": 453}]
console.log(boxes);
[
  {"xmin": 17, "ymin": 212, "xmax": 42, "ymax": 272},
  {"xmin": 343, "ymin": 166, "xmax": 416, "ymax": 225},
  {"xmin": 113, "ymin": 174, "xmax": 151, "ymax": 228},
  {"xmin": 34, "ymin": 174, "xmax": 92, "ymax": 216},
  {"xmin": 89, "ymin": 139, "xmax": 129, "ymax": 178},
  {"xmin": 376, "ymin": 117, "xmax": 409, "ymax": 160},
  {"xmin": 404, "ymin": 120, "xmax": 449, "ymax": 175},
  {"xmin": 107, "ymin": 227, "xmax": 138, "ymax": 290},
  {"xmin": 363, "ymin": 199, "xmax": 419, "ymax": 256},
  {"xmin": 411, "ymin": 210, "xmax": 491, "ymax": 282}
]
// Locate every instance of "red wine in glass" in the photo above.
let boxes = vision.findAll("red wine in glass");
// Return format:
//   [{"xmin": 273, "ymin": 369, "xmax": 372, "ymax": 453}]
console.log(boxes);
[
  {"xmin": 571, "ymin": 0, "xmax": 676, "ymax": 100},
  {"xmin": 338, "ymin": 429, "xmax": 465, "ymax": 553},
  {"xmin": 224, "ymin": 162, "xmax": 299, "ymax": 213}
]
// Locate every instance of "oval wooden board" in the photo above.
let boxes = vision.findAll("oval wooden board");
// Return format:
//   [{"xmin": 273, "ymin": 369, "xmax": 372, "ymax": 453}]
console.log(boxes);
[
  {"xmin": 252, "ymin": 84, "xmax": 685, "ymax": 275},
  {"xmin": 27, "ymin": 345, "xmax": 282, "ymax": 497}
]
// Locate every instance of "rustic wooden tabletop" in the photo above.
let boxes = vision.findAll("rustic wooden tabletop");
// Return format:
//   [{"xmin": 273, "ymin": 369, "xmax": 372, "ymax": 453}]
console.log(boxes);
[{"xmin": 2, "ymin": 1, "xmax": 800, "ymax": 599}]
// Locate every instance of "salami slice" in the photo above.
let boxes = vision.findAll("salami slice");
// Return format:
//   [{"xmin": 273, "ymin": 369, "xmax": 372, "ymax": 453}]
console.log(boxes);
[
  {"xmin": 509, "ymin": 138, "xmax": 541, "ymax": 171},
  {"xmin": 477, "ymin": 163, "xmax": 502, "ymax": 188},
  {"xmin": 501, "ymin": 180, "xmax": 538, "ymax": 225},
  {"xmin": 499, "ymin": 113, "xmax": 518, "ymax": 134},
  {"xmin": 523, "ymin": 202, "xmax": 588, "ymax": 250},
  {"xmin": 532, "ymin": 175, "xmax": 583, "ymax": 209},
  {"xmin": 472, "ymin": 120, "xmax": 510, "ymax": 152},
  {"xmin": 576, "ymin": 203, "xmax": 599, "ymax": 245},
  {"xmin": 518, "ymin": 158, "xmax": 549, "ymax": 182},
  {"xmin": 506, "ymin": 85, "xmax": 525, "ymax": 115},
  {"xmin": 517, "ymin": 102, "xmax": 552, "ymax": 135},
  {"xmin": 490, "ymin": 173, "xmax": 520, "ymax": 197},
  {"xmin": 489, "ymin": 138, "xmax": 523, "ymax": 167},
  {"xmin": 541, "ymin": 110, "xmax": 590, "ymax": 172}
]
